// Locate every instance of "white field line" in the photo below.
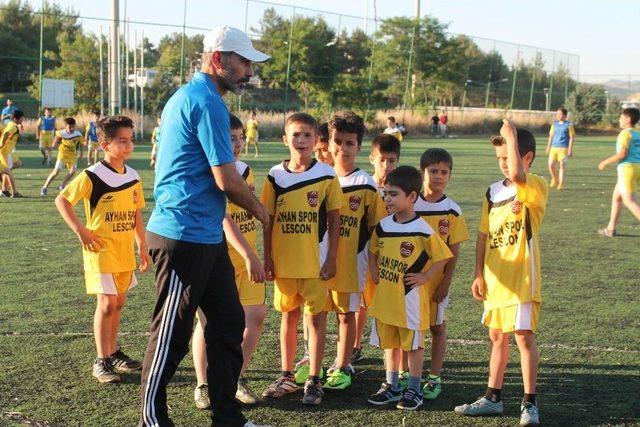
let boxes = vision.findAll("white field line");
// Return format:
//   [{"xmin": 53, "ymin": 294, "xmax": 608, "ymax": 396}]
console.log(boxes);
[{"xmin": 2, "ymin": 331, "xmax": 640, "ymax": 354}]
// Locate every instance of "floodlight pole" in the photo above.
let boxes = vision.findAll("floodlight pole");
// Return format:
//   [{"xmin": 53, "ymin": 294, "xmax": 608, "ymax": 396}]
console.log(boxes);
[
  {"xmin": 141, "ymin": 29, "xmax": 145, "ymax": 139},
  {"xmin": 38, "ymin": 0, "xmax": 44, "ymax": 110},
  {"xmin": 179, "ymin": 0, "xmax": 187, "ymax": 84},
  {"xmin": 99, "ymin": 26, "xmax": 105, "ymax": 116},
  {"xmin": 402, "ymin": 0, "xmax": 420, "ymax": 122},
  {"xmin": 509, "ymin": 46, "xmax": 520, "ymax": 109},
  {"xmin": 110, "ymin": 0, "xmax": 120, "ymax": 115},
  {"xmin": 283, "ymin": 6, "xmax": 295, "ymax": 115}
]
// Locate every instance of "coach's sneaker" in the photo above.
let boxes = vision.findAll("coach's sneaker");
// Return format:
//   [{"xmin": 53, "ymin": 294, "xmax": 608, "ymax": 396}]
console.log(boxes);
[
  {"xmin": 520, "ymin": 402, "xmax": 540, "ymax": 426},
  {"xmin": 302, "ymin": 379, "xmax": 324, "ymax": 405},
  {"xmin": 236, "ymin": 376, "xmax": 261, "ymax": 404},
  {"xmin": 262, "ymin": 374, "xmax": 299, "ymax": 399},
  {"xmin": 40, "ymin": 187, "xmax": 47, "ymax": 197},
  {"xmin": 396, "ymin": 388, "xmax": 423, "ymax": 411},
  {"xmin": 324, "ymin": 368, "xmax": 352, "ymax": 390},
  {"xmin": 92, "ymin": 357, "xmax": 121, "ymax": 383},
  {"xmin": 454, "ymin": 396, "xmax": 504, "ymax": 416},
  {"xmin": 367, "ymin": 382, "xmax": 402, "ymax": 406},
  {"xmin": 398, "ymin": 370, "xmax": 409, "ymax": 390},
  {"xmin": 423, "ymin": 375, "xmax": 442, "ymax": 400},
  {"xmin": 194, "ymin": 384, "xmax": 211, "ymax": 410},
  {"xmin": 110, "ymin": 349, "xmax": 142, "ymax": 373},
  {"xmin": 350, "ymin": 347, "xmax": 364, "ymax": 364}
]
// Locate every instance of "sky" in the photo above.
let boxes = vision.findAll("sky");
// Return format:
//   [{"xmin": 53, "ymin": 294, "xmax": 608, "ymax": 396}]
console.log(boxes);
[{"xmin": 24, "ymin": 0, "xmax": 640, "ymax": 83}]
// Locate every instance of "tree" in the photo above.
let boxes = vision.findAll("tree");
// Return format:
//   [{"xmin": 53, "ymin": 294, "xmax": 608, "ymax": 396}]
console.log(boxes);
[{"xmin": 567, "ymin": 84, "xmax": 606, "ymax": 126}]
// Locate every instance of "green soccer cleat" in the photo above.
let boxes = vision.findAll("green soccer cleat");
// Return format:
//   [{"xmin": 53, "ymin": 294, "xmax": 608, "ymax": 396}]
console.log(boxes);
[
  {"xmin": 398, "ymin": 371, "xmax": 409, "ymax": 390},
  {"xmin": 423, "ymin": 375, "xmax": 442, "ymax": 400},
  {"xmin": 324, "ymin": 368, "xmax": 352, "ymax": 390},
  {"xmin": 294, "ymin": 364, "xmax": 325, "ymax": 385}
]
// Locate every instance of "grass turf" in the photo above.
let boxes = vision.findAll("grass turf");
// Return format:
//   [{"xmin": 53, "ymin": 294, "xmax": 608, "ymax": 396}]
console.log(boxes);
[{"xmin": 1, "ymin": 135, "xmax": 639, "ymax": 426}]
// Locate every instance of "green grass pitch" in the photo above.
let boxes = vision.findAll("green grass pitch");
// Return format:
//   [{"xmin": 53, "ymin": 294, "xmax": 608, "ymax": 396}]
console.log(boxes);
[{"xmin": 1, "ymin": 135, "xmax": 639, "ymax": 426}]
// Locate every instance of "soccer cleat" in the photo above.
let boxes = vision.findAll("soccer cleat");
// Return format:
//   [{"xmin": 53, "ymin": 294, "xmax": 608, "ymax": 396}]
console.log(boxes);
[
  {"xmin": 294, "ymin": 363, "xmax": 325, "ymax": 385},
  {"xmin": 398, "ymin": 371, "xmax": 409, "ymax": 390},
  {"xmin": 454, "ymin": 396, "xmax": 504, "ymax": 416},
  {"xmin": 549, "ymin": 178, "xmax": 557, "ymax": 188},
  {"xmin": 40, "ymin": 187, "xmax": 47, "ymax": 197},
  {"xmin": 10, "ymin": 192, "xmax": 23, "ymax": 198},
  {"xmin": 194, "ymin": 384, "xmax": 211, "ymax": 410},
  {"xmin": 350, "ymin": 347, "xmax": 364, "ymax": 364},
  {"xmin": 324, "ymin": 368, "xmax": 352, "ymax": 390},
  {"xmin": 302, "ymin": 379, "xmax": 324, "ymax": 405},
  {"xmin": 520, "ymin": 403, "xmax": 540, "ymax": 426},
  {"xmin": 262, "ymin": 375, "xmax": 299, "ymax": 399},
  {"xmin": 110, "ymin": 349, "xmax": 142, "ymax": 373},
  {"xmin": 1, "ymin": 190, "xmax": 11, "ymax": 197},
  {"xmin": 327, "ymin": 359, "xmax": 355, "ymax": 375},
  {"xmin": 598, "ymin": 228, "xmax": 616, "ymax": 237},
  {"xmin": 423, "ymin": 376, "xmax": 442, "ymax": 400},
  {"xmin": 367, "ymin": 382, "xmax": 402, "ymax": 406},
  {"xmin": 92, "ymin": 357, "xmax": 121, "ymax": 383},
  {"xmin": 243, "ymin": 422, "xmax": 272, "ymax": 427},
  {"xmin": 396, "ymin": 388, "xmax": 424, "ymax": 411},
  {"xmin": 236, "ymin": 376, "xmax": 261, "ymax": 404},
  {"xmin": 57, "ymin": 184, "xmax": 65, "ymax": 191}
]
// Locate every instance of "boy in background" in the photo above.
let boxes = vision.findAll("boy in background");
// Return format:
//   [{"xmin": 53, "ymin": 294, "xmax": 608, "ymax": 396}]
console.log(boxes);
[
  {"xmin": 41, "ymin": 117, "xmax": 84, "ymax": 195},
  {"xmin": 150, "ymin": 117, "xmax": 161, "ymax": 169},
  {"xmin": 245, "ymin": 110, "xmax": 259, "ymax": 158},
  {"xmin": 0, "ymin": 110, "xmax": 25, "ymax": 198},
  {"xmin": 36, "ymin": 107, "xmax": 56, "ymax": 165},
  {"xmin": 545, "ymin": 107, "xmax": 575, "ymax": 191},
  {"xmin": 383, "ymin": 116, "xmax": 403, "ymax": 142},
  {"xmin": 86, "ymin": 110, "xmax": 101, "ymax": 165}
]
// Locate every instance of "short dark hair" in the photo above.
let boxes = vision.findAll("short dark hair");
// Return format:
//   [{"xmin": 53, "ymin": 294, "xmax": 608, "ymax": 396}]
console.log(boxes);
[
  {"xmin": 387, "ymin": 116, "xmax": 396, "ymax": 122},
  {"xmin": 622, "ymin": 108, "xmax": 640, "ymax": 126},
  {"xmin": 328, "ymin": 111, "xmax": 366, "ymax": 145},
  {"xmin": 43, "ymin": 107, "xmax": 52, "ymax": 112},
  {"xmin": 385, "ymin": 166, "xmax": 422, "ymax": 197},
  {"xmin": 558, "ymin": 107, "xmax": 568, "ymax": 116},
  {"xmin": 317, "ymin": 122, "xmax": 329, "ymax": 143},
  {"xmin": 284, "ymin": 112, "xmax": 317, "ymax": 133},
  {"xmin": 420, "ymin": 148, "xmax": 453, "ymax": 172},
  {"xmin": 491, "ymin": 128, "xmax": 537, "ymax": 163},
  {"xmin": 92, "ymin": 109, "xmax": 101, "ymax": 116},
  {"xmin": 63, "ymin": 117, "xmax": 76, "ymax": 126},
  {"xmin": 12, "ymin": 110, "xmax": 24, "ymax": 120},
  {"xmin": 230, "ymin": 113, "xmax": 243, "ymax": 130},
  {"xmin": 97, "ymin": 115, "xmax": 134, "ymax": 142},
  {"xmin": 371, "ymin": 133, "xmax": 401, "ymax": 157}
]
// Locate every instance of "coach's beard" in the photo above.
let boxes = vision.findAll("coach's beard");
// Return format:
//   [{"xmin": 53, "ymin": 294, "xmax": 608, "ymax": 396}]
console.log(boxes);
[{"xmin": 219, "ymin": 72, "xmax": 250, "ymax": 95}]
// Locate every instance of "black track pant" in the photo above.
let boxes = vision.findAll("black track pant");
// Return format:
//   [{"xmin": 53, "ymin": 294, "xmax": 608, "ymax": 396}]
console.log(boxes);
[{"xmin": 139, "ymin": 231, "xmax": 246, "ymax": 427}]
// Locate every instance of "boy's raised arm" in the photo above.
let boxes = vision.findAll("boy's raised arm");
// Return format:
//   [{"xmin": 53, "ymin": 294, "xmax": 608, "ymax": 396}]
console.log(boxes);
[{"xmin": 501, "ymin": 120, "xmax": 526, "ymax": 184}]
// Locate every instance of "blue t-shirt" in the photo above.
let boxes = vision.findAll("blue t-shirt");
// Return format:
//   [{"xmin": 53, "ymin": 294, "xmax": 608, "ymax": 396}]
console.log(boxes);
[
  {"xmin": 147, "ymin": 72, "xmax": 234, "ymax": 244},
  {"xmin": 87, "ymin": 121, "xmax": 98, "ymax": 142},
  {"xmin": 41, "ymin": 116, "xmax": 56, "ymax": 131},
  {"xmin": 2, "ymin": 106, "xmax": 16, "ymax": 123},
  {"xmin": 551, "ymin": 120, "xmax": 573, "ymax": 148}
]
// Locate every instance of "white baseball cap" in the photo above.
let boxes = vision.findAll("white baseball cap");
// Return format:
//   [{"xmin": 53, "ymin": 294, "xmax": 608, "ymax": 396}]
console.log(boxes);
[{"xmin": 203, "ymin": 26, "xmax": 270, "ymax": 63}]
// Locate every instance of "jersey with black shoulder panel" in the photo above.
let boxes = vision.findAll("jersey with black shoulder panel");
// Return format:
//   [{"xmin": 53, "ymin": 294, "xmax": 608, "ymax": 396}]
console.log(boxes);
[
  {"xmin": 369, "ymin": 215, "xmax": 453, "ymax": 330},
  {"xmin": 261, "ymin": 159, "xmax": 342, "ymax": 279},
  {"xmin": 331, "ymin": 168, "xmax": 386, "ymax": 293},
  {"xmin": 227, "ymin": 160, "xmax": 258, "ymax": 271},
  {"xmin": 60, "ymin": 161, "xmax": 145, "ymax": 273}
]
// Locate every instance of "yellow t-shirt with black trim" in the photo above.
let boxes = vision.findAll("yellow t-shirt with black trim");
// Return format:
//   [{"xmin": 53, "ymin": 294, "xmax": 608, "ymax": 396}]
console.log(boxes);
[
  {"xmin": 0, "ymin": 121, "xmax": 19, "ymax": 154},
  {"xmin": 414, "ymin": 194, "xmax": 469, "ymax": 290},
  {"xmin": 246, "ymin": 119, "xmax": 258, "ymax": 139},
  {"xmin": 227, "ymin": 160, "xmax": 258, "ymax": 271},
  {"xmin": 261, "ymin": 159, "xmax": 342, "ymax": 279},
  {"xmin": 331, "ymin": 168, "xmax": 387, "ymax": 293},
  {"xmin": 479, "ymin": 174, "xmax": 548, "ymax": 310},
  {"xmin": 55, "ymin": 129, "xmax": 83, "ymax": 162},
  {"xmin": 61, "ymin": 161, "xmax": 145, "ymax": 273},
  {"xmin": 369, "ymin": 214, "xmax": 453, "ymax": 330}
]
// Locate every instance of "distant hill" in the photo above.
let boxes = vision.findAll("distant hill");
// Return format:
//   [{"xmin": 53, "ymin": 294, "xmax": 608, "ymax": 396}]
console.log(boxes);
[{"xmin": 600, "ymin": 79, "xmax": 640, "ymax": 98}]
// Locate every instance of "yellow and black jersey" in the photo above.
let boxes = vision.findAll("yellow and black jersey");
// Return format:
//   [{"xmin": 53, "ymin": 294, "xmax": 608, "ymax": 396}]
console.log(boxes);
[
  {"xmin": 479, "ymin": 174, "xmax": 548, "ymax": 309},
  {"xmin": 261, "ymin": 159, "xmax": 342, "ymax": 279},
  {"xmin": 61, "ymin": 161, "xmax": 145, "ymax": 273},
  {"xmin": 369, "ymin": 214, "xmax": 453, "ymax": 330},
  {"xmin": 331, "ymin": 169, "xmax": 386, "ymax": 293},
  {"xmin": 55, "ymin": 129, "xmax": 83, "ymax": 161},
  {"xmin": 227, "ymin": 160, "xmax": 258, "ymax": 271},
  {"xmin": 0, "ymin": 121, "xmax": 19, "ymax": 154}
]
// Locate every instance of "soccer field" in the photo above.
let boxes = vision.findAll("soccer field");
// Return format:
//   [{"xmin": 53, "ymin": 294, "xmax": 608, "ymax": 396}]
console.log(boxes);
[{"xmin": 1, "ymin": 136, "xmax": 639, "ymax": 426}]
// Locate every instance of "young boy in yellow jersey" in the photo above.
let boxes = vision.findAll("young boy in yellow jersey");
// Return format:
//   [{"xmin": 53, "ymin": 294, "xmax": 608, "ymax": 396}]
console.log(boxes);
[
  {"xmin": 322, "ymin": 112, "xmax": 386, "ymax": 391},
  {"xmin": 455, "ymin": 121, "xmax": 548, "ymax": 427},
  {"xmin": 413, "ymin": 148, "xmax": 468, "ymax": 399},
  {"xmin": 85, "ymin": 110, "xmax": 101, "ymax": 166},
  {"xmin": 383, "ymin": 116, "xmax": 403, "ymax": 142},
  {"xmin": 261, "ymin": 112, "xmax": 342, "ymax": 406},
  {"xmin": 150, "ymin": 117, "xmax": 161, "ymax": 169},
  {"xmin": 597, "ymin": 107, "xmax": 640, "ymax": 236},
  {"xmin": 367, "ymin": 166, "xmax": 452, "ymax": 410},
  {"xmin": 353, "ymin": 133, "xmax": 401, "ymax": 361},
  {"xmin": 36, "ymin": 107, "xmax": 56, "ymax": 166},
  {"xmin": 55, "ymin": 115, "xmax": 149, "ymax": 383},
  {"xmin": 0, "ymin": 109, "xmax": 25, "ymax": 198},
  {"xmin": 41, "ymin": 117, "xmax": 84, "ymax": 196},
  {"xmin": 190, "ymin": 114, "xmax": 267, "ymax": 409},
  {"xmin": 313, "ymin": 122, "xmax": 333, "ymax": 166},
  {"xmin": 244, "ymin": 110, "xmax": 259, "ymax": 158},
  {"xmin": 545, "ymin": 107, "xmax": 575, "ymax": 190}
]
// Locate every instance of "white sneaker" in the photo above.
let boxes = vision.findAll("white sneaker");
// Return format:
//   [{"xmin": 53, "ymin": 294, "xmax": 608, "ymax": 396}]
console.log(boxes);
[
  {"xmin": 520, "ymin": 403, "xmax": 540, "ymax": 426},
  {"xmin": 454, "ymin": 396, "xmax": 503, "ymax": 416},
  {"xmin": 193, "ymin": 383, "xmax": 210, "ymax": 410},
  {"xmin": 244, "ymin": 421, "xmax": 272, "ymax": 427}
]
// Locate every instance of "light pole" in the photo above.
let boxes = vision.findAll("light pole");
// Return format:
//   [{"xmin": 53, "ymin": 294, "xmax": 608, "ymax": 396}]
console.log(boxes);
[
  {"xmin": 467, "ymin": 78, "xmax": 508, "ymax": 109},
  {"xmin": 544, "ymin": 87, "xmax": 550, "ymax": 111},
  {"xmin": 604, "ymin": 90, "xmax": 610, "ymax": 114}
]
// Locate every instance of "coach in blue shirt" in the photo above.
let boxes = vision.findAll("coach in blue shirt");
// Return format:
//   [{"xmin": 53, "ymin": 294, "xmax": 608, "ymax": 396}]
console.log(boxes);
[{"xmin": 139, "ymin": 26, "xmax": 269, "ymax": 427}]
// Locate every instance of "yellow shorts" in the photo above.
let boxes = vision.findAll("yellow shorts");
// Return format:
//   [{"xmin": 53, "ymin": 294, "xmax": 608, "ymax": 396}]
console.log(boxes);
[
  {"xmin": 39, "ymin": 131, "xmax": 54, "ymax": 149},
  {"xmin": 617, "ymin": 163, "xmax": 640, "ymax": 194},
  {"xmin": 429, "ymin": 294, "xmax": 449, "ymax": 327},
  {"xmin": 369, "ymin": 319, "xmax": 425, "ymax": 351},
  {"xmin": 236, "ymin": 268, "xmax": 266, "ymax": 306},
  {"xmin": 0, "ymin": 152, "xmax": 13, "ymax": 171},
  {"xmin": 84, "ymin": 271, "xmax": 137, "ymax": 295},
  {"xmin": 246, "ymin": 135, "xmax": 258, "ymax": 145},
  {"xmin": 274, "ymin": 277, "xmax": 328, "ymax": 315},
  {"xmin": 55, "ymin": 156, "xmax": 77, "ymax": 172},
  {"xmin": 549, "ymin": 147, "xmax": 568, "ymax": 162},
  {"xmin": 482, "ymin": 301, "xmax": 540, "ymax": 333},
  {"xmin": 327, "ymin": 290, "xmax": 361, "ymax": 313}
]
